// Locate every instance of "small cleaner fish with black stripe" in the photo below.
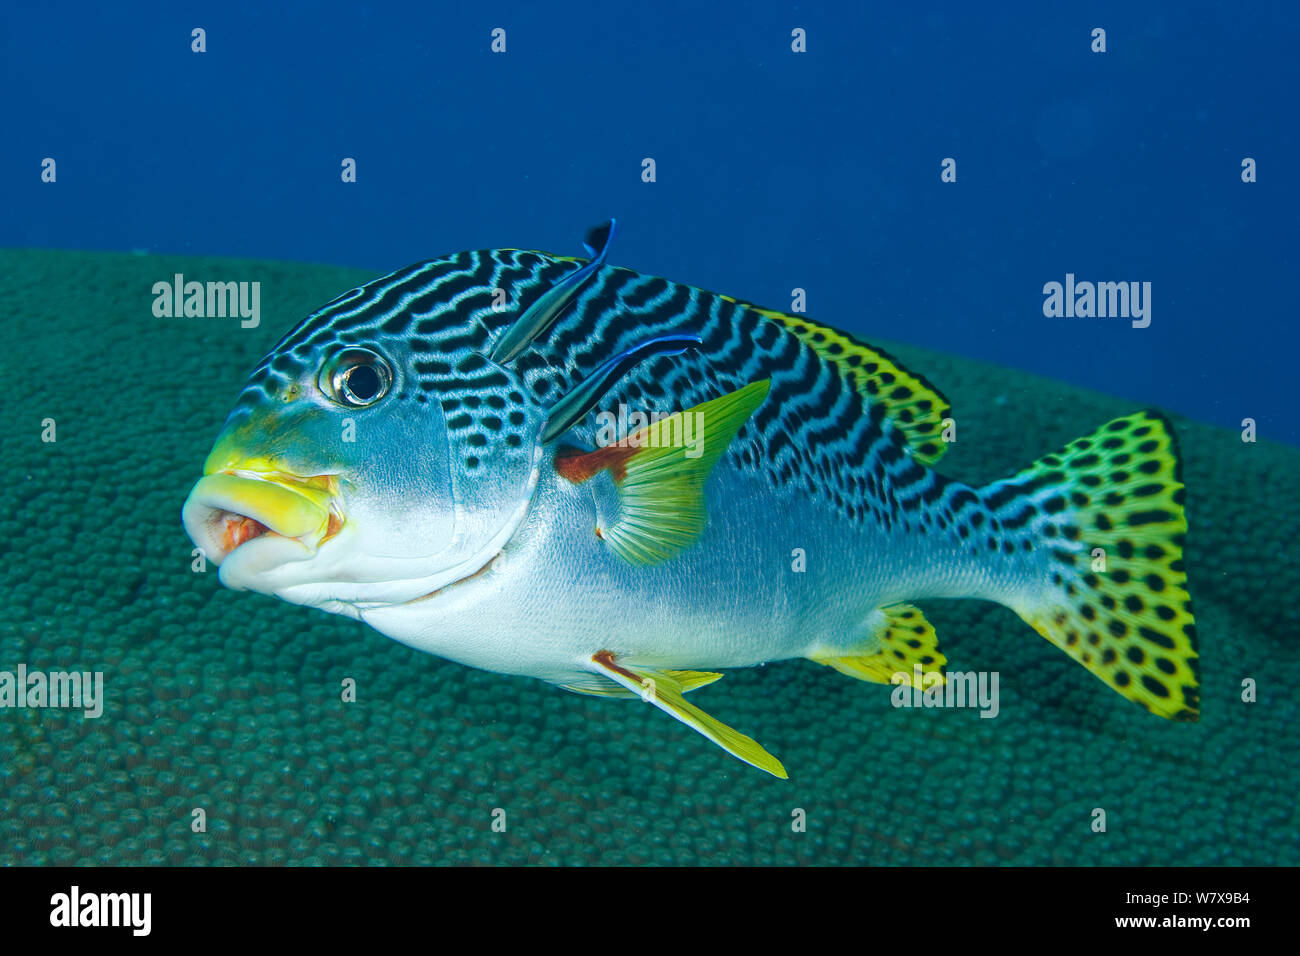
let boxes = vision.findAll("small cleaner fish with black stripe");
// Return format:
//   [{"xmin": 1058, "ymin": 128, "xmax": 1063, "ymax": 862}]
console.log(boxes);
[{"xmin": 183, "ymin": 221, "xmax": 1200, "ymax": 778}]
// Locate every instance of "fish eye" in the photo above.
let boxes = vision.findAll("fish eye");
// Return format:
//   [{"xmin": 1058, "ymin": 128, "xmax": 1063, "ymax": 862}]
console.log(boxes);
[{"xmin": 322, "ymin": 348, "xmax": 393, "ymax": 408}]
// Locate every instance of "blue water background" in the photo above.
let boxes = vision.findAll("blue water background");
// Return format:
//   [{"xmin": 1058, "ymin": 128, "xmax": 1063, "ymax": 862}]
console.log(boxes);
[{"xmin": 3, "ymin": 1, "xmax": 1296, "ymax": 443}]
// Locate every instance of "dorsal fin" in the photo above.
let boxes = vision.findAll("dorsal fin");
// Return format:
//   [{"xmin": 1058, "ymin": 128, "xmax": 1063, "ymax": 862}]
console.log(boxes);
[{"xmin": 728, "ymin": 301, "xmax": 953, "ymax": 466}]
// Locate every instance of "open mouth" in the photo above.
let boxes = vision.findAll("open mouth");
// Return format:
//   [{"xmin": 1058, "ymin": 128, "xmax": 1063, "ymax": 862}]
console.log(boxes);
[{"xmin": 182, "ymin": 471, "xmax": 344, "ymax": 567}]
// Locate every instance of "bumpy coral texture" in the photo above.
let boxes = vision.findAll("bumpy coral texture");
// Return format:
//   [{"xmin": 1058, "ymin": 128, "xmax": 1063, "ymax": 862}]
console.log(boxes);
[{"xmin": 0, "ymin": 250, "xmax": 1294, "ymax": 865}]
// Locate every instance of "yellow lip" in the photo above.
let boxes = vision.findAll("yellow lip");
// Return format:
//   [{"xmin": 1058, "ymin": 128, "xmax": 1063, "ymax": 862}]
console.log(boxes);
[
  {"xmin": 188, "ymin": 473, "xmax": 332, "ymax": 538},
  {"xmin": 182, "ymin": 462, "xmax": 343, "ymax": 564}
]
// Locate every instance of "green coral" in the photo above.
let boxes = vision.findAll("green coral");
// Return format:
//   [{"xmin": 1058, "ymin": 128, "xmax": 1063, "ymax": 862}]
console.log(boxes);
[{"xmin": 0, "ymin": 249, "xmax": 1295, "ymax": 865}]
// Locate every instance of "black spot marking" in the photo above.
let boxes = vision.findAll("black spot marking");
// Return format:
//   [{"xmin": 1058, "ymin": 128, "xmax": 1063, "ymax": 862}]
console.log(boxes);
[
  {"xmin": 1139, "ymin": 627, "xmax": 1176, "ymax": 649},
  {"xmin": 1128, "ymin": 509, "xmax": 1173, "ymax": 527},
  {"xmin": 1141, "ymin": 675, "xmax": 1170, "ymax": 698}
]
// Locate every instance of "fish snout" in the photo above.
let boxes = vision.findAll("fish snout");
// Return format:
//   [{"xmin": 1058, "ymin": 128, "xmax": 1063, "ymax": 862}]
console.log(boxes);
[{"xmin": 182, "ymin": 469, "xmax": 343, "ymax": 568}]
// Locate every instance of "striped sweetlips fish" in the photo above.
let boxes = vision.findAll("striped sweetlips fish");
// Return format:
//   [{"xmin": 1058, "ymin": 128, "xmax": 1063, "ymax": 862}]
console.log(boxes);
[{"xmin": 183, "ymin": 221, "xmax": 1200, "ymax": 778}]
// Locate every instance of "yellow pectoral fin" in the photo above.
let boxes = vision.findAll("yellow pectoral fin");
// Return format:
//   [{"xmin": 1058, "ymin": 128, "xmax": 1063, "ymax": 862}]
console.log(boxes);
[
  {"xmin": 589, "ymin": 652, "xmax": 787, "ymax": 779},
  {"xmin": 554, "ymin": 380, "xmax": 771, "ymax": 565}
]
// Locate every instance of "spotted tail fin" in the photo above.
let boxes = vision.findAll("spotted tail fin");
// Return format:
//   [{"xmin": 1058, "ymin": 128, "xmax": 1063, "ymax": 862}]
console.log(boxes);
[{"xmin": 992, "ymin": 411, "xmax": 1200, "ymax": 720}]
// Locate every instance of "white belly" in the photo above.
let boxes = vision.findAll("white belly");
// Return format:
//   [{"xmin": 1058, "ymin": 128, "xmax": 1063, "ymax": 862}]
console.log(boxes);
[{"xmin": 358, "ymin": 465, "xmax": 902, "ymax": 686}]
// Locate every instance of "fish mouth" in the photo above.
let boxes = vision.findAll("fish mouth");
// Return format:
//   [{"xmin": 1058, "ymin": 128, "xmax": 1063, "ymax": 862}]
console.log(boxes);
[{"xmin": 182, "ymin": 470, "xmax": 344, "ymax": 570}]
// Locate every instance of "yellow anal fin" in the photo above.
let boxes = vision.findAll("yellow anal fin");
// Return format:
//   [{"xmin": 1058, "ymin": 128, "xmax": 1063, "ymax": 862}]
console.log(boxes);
[
  {"xmin": 809, "ymin": 604, "xmax": 947, "ymax": 687},
  {"xmin": 556, "ymin": 669, "xmax": 723, "ymax": 698},
  {"xmin": 588, "ymin": 652, "xmax": 787, "ymax": 779},
  {"xmin": 723, "ymin": 302, "xmax": 952, "ymax": 466},
  {"xmin": 555, "ymin": 380, "xmax": 770, "ymax": 565}
]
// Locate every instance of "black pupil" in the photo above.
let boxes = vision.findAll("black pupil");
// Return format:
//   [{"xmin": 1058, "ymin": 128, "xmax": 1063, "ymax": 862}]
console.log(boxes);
[{"xmin": 345, "ymin": 364, "xmax": 382, "ymax": 402}]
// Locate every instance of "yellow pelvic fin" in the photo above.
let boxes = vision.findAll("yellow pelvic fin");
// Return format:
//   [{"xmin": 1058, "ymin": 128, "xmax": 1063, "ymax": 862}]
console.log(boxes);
[
  {"xmin": 554, "ymin": 380, "xmax": 770, "ymax": 565},
  {"xmin": 725, "ymin": 303, "xmax": 952, "ymax": 466},
  {"xmin": 808, "ymin": 604, "xmax": 947, "ymax": 687},
  {"xmin": 588, "ymin": 652, "xmax": 787, "ymax": 779},
  {"xmin": 556, "ymin": 669, "xmax": 723, "ymax": 698}
]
